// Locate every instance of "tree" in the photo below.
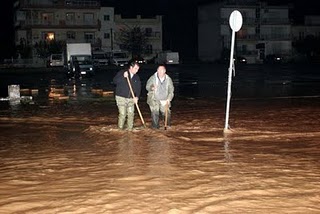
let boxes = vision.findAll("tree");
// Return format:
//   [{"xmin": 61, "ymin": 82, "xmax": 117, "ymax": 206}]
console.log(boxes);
[
  {"xmin": 34, "ymin": 40, "xmax": 65, "ymax": 60},
  {"xmin": 117, "ymin": 26, "xmax": 149, "ymax": 58},
  {"xmin": 16, "ymin": 38, "xmax": 32, "ymax": 59},
  {"xmin": 293, "ymin": 35, "xmax": 320, "ymax": 60}
]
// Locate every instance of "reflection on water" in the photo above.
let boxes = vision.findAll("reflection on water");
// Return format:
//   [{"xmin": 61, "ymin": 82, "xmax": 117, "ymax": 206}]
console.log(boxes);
[
  {"xmin": 223, "ymin": 140, "xmax": 233, "ymax": 162},
  {"xmin": 0, "ymin": 64, "xmax": 320, "ymax": 213}
]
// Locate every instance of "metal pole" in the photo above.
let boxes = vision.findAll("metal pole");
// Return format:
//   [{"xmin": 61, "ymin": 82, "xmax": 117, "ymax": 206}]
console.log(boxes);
[{"xmin": 224, "ymin": 30, "xmax": 236, "ymax": 131}]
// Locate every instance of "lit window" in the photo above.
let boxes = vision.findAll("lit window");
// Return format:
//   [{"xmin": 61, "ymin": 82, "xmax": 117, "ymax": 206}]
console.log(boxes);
[
  {"xmin": 42, "ymin": 32, "xmax": 55, "ymax": 41},
  {"xmin": 47, "ymin": 33, "xmax": 54, "ymax": 40}
]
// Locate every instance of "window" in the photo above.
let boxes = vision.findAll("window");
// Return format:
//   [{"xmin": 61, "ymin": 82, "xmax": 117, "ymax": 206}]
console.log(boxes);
[
  {"xmin": 146, "ymin": 44, "xmax": 152, "ymax": 54},
  {"xmin": 255, "ymin": 26, "xmax": 260, "ymax": 35},
  {"xmin": 104, "ymin": 33, "xmax": 110, "ymax": 39},
  {"xmin": 66, "ymin": 12, "xmax": 75, "ymax": 24},
  {"xmin": 42, "ymin": 32, "xmax": 55, "ymax": 41},
  {"xmin": 84, "ymin": 13, "xmax": 94, "ymax": 25},
  {"xmin": 84, "ymin": 32, "xmax": 95, "ymax": 43},
  {"xmin": 299, "ymin": 32, "xmax": 304, "ymax": 40},
  {"xmin": 67, "ymin": 31, "xmax": 76, "ymax": 39},
  {"xmin": 42, "ymin": 13, "xmax": 53, "ymax": 25},
  {"xmin": 145, "ymin": 28, "xmax": 152, "ymax": 37},
  {"xmin": 104, "ymin": 15, "xmax": 110, "ymax": 21}
]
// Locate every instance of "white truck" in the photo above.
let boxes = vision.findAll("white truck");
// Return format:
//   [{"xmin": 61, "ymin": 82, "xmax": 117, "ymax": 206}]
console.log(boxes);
[
  {"xmin": 155, "ymin": 52, "xmax": 180, "ymax": 65},
  {"xmin": 66, "ymin": 43, "xmax": 94, "ymax": 77}
]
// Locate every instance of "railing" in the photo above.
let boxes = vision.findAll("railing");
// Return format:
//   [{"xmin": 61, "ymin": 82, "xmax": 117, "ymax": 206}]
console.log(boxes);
[
  {"xmin": 237, "ymin": 34, "xmax": 259, "ymax": 40},
  {"xmin": 224, "ymin": 34, "xmax": 291, "ymax": 41},
  {"xmin": 145, "ymin": 32, "xmax": 161, "ymax": 38},
  {"xmin": 261, "ymin": 18, "xmax": 290, "ymax": 24},
  {"xmin": 19, "ymin": 0, "xmax": 100, "ymax": 8},
  {"xmin": 20, "ymin": 19, "xmax": 99, "ymax": 28},
  {"xmin": 65, "ymin": 0, "xmax": 100, "ymax": 7},
  {"xmin": 222, "ymin": 17, "xmax": 290, "ymax": 25},
  {"xmin": 260, "ymin": 34, "xmax": 291, "ymax": 40}
]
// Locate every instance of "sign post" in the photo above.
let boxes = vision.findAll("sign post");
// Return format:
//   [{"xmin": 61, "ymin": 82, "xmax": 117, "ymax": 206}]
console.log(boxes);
[{"xmin": 224, "ymin": 10, "xmax": 243, "ymax": 133}]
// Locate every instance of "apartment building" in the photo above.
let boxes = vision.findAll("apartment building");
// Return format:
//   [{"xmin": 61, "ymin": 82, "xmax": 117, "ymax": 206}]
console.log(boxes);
[
  {"xmin": 13, "ymin": 0, "xmax": 162, "ymax": 60},
  {"xmin": 291, "ymin": 16, "xmax": 320, "ymax": 62},
  {"xmin": 198, "ymin": 0, "xmax": 292, "ymax": 63},
  {"xmin": 292, "ymin": 16, "xmax": 320, "ymax": 43},
  {"xmin": 14, "ymin": 0, "xmax": 101, "ymax": 47}
]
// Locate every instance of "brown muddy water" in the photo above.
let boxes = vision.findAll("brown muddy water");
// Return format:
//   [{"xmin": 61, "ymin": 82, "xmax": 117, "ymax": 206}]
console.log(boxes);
[
  {"xmin": 1, "ymin": 95, "xmax": 320, "ymax": 213},
  {"xmin": 1, "ymin": 63, "xmax": 320, "ymax": 213}
]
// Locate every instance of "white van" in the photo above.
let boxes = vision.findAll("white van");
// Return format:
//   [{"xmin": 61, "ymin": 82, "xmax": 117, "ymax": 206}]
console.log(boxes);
[
  {"xmin": 92, "ymin": 51, "xmax": 109, "ymax": 66},
  {"xmin": 155, "ymin": 52, "xmax": 179, "ymax": 65},
  {"xmin": 48, "ymin": 54, "xmax": 64, "ymax": 67},
  {"xmin": 108, "ymin": 51, "xmax": 130, "ymax": 67}
]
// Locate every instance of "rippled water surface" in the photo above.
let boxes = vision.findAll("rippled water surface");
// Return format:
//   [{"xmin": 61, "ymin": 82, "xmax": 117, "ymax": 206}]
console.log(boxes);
[{"xmin": 1, "ymin": 64, "xmax": 320, "ymax": 213}]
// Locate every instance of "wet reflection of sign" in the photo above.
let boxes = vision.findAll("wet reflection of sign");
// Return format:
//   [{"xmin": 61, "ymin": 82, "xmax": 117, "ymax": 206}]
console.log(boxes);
[{"xmin": 224, "ymin": 140, "xmax": 233, "ymax": 162}]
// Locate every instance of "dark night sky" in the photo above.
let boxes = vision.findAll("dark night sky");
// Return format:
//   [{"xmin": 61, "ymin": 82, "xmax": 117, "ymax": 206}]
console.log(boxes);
[{"xmin": 1, "ymin": 0, "xmax": 320, "ymax": 60}]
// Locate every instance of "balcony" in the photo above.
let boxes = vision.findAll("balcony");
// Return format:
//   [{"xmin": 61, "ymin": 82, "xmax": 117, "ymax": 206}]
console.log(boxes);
[
  {"xmin": 222, "ymin": 17, "xmax": 290, "ymax": 26},
  {"xmin": 224, "ymin": 33, "xmax": 291, "ymax": 41},
  {"xmin": 260, "ymin": 34, "xmax": 291, "ymax": 40},
  {"xmin": 17, "ymin": 19, "xmax": 100, "ymax": 29},
  {"xmin": 17, "ymin": 0, "xmax": 100, "ymax": 9},
  {"xmin": 261, "ymin": 18, "xmax": 290, "ymax": 25},
  {"xmin": 65, "ymin": 0, "xmax": 100, "ymax": 7},
  {"xmin": 145, "ymin": 32, "xmax": 161, "ymax": 38},
  {"xmin": 237, "ymin": 34, "xmax": 259, "ymax": 40}
]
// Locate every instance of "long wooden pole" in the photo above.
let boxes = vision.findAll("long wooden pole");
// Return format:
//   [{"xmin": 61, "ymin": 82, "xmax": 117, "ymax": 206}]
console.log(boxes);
[
  {"xmin": 126, "ymin": 76, "xmax": 146, "ymax": 128},
  {"xmin": 164, "ymin": 102, "xmax": 169, "ymax": 130}
]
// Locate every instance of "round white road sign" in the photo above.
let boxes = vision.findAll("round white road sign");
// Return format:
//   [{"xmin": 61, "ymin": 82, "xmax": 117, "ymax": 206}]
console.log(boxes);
[{"xmin": 229, "ymin": 10, "xmax": 243, "ymax": 32}]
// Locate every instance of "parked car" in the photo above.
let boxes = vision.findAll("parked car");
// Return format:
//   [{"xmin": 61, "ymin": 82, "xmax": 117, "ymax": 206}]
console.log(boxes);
[
  {"xmin": 219, "ymin": 56, "xmax": 247, "ymax": 64},
  {"xmin": 237, "ymin": 56, "xmax": 247, "ymax": 64},
  {"xmin": 264, "ymin": 54, "xmax": 283, "ymax": 64},
  {"xmin": 131, "ymin": 56, "xmax": 146, "ymax": 64},
  {"xmin": 92, "ymin": 51, "xmax": 109, "ymax": 67},
  {"xmin": 47, "ymin": 54, "xmax": 64, "ymax": 67}
]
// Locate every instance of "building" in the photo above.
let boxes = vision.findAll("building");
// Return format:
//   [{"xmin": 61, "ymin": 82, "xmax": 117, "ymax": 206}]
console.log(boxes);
[
  {"xmin": 292, "ymin": 15, "xmax": 320, "ymax": 62},
  {"xmin": 13, "ymin": 0, "xmax": 162, "ymax": 62},
  {"xmin": 98, "ymin": 7, "xmax": 115, "ymax": 51},
  {"xmin": 14, "ymin": 0, "xmax": 101, "ymax": 47},
  {"xmin": 198, "ymin": 0, "xmax": 292, "ymax": 63}
]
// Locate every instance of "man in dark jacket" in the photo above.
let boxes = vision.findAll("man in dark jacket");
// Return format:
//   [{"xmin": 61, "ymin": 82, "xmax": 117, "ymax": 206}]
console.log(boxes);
[{"xmin": 113, "ymin": 61, "xmax": 141, "ymax": 130}]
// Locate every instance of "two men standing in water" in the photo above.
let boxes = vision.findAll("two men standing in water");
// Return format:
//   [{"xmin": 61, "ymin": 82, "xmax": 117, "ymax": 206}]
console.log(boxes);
[{"xmin": 113, "ymin": 62, "xmax": 174, "ymax": 130}]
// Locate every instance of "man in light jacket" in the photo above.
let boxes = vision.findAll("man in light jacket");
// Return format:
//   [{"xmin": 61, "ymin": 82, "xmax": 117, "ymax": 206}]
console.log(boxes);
[{"xmin": 146, "ymin": 64, "xmax": 174, "ymax": 129}]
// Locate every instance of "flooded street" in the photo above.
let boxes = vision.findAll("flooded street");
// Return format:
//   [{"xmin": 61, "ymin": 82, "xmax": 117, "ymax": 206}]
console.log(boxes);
[{"xmin": 1, "ymin": 64, "xmax": 320, "ymax": 213}]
